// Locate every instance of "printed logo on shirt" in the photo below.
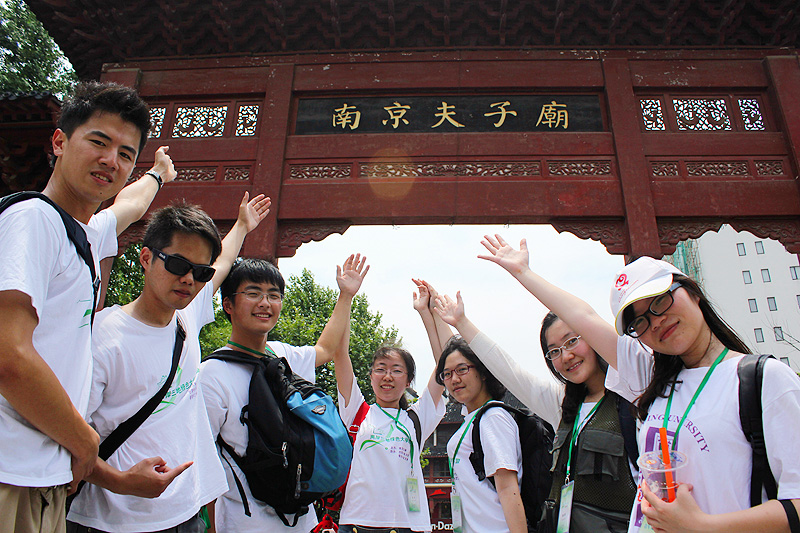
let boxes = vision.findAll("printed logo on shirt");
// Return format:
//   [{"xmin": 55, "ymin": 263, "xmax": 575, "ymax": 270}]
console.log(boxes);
[
  {"xmin": 360, "ymin": 423, "xmax": 412, "ymax": 461},
  {"xmin": 153, "ymin": 367, "xmax": 198, "ymax": 413},
  {"xmin": 78, "ymin": 298, "xmax": 93, "ymax": 328}
]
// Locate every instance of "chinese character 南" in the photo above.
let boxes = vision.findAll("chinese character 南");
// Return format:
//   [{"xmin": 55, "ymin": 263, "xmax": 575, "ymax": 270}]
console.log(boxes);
[
  {"xmin": 431, "ymin": 101, "xmax": 465, "ymax": 128},
  {"xmin": 536, "ymin": 101, "xmax": 568, "ymax": 129},
  {"xmin": 333, "ymin": 103, "xmax": 361, "ymax": 130},
  {"xmin": 484, "ymin": 101, "xmax": 518, "ymax": 128},
  {"xmin": 383, "ymin": 102, "xmax": 411, "ymax": 129}
]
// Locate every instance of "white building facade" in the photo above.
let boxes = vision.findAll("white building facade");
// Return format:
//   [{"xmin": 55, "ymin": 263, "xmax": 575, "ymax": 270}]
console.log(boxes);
[{"xmin": 667, "ymin": 225, "xmax": 800, "ymax": 371}]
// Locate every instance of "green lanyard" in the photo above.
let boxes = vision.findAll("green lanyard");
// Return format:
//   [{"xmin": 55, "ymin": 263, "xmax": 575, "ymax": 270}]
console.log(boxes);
[
  {"xmin": 376, "ymin": 404, "xmax": 415, "ymax": 474},
  {"xmin": 564, "ymin": 395, "xmax": 606, "ymax": 483},
  {"xmin": 448, "ymin": 401, "xmax": 491, "ymax": 483},
  {"xmin": 663, "ymin": 348, "xmax": 728, "ymax": 450},
  {"xmin": 227, "ymin": 340, "xmax": 276, "ymax": 358}
]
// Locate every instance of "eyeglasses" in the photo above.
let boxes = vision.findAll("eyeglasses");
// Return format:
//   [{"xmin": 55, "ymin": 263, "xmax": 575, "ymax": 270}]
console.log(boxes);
[
  {"xmin": 233, "ymin": 290, "xmax": 283, "ymax": 304},
  {"xmin": 371, "ymin": 367, "xmax": 407, "ymax": 377},
  {"xmin": 151, "ymin": 249, "xmax": 215, "ymax": 283},
  {"xmin": 545, "ymin": 335, "xmax": 582, "ymax": 360},
  {"xmin": 439, "ymin": 364, "xmax": 475, "ymax": 382},
  {"xmin": 625, "ymin": 282, "xmax": 682, "ymax": 338}
]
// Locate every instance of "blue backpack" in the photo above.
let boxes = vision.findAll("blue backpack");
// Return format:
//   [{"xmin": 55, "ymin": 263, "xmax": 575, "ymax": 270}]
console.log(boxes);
[{"xmin": 206, "ymin": 348, "xmax": 352, "ymax": 526}]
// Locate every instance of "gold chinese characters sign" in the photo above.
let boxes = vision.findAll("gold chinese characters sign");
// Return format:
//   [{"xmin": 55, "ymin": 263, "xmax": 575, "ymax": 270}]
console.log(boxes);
[{"xmin": 295, "ymin": 96, "xmax": 604, "ymax": 134}]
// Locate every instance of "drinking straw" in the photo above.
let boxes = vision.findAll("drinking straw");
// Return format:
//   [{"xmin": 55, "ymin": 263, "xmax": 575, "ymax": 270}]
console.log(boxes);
[{"xmin": 659, "ymin": 427, "xmax": 676, "ymax": 502}]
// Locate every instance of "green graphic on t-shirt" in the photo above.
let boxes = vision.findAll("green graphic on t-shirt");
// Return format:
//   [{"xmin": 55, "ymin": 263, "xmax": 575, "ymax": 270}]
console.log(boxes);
[{"xmin": 154, "ymin": 366, "xmax": 196, "ymax": 413}]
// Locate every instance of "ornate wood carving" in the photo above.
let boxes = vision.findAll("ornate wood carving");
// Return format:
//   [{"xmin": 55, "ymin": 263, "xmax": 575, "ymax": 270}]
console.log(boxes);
[
  {"xmin": 657, "ymin": 219, "xmax": 724, "ymax": 255},
  {"xmin": 177, "ymin": 167, "xmax": 218, "ymax": 182},
  {"xmin": 277, "ymin": 222, "xmax": 351, "ymax": 257},
  {"xmin": 651, "ymin": 161, "xmax": 679, "ymax": 177},
  {"xmin": 360, "ymin": 162, "xmax": 541, "ymax": 178},
  {"xmin": 727, "ymin": 219, "xmax": 800, "ymax": 254},
  {"xmin": 548, "ymin": 161, "xmax": 612, "ymax": 176},
  {"xmin": 289, "ymin": 164, "xmax": 351, "ymax": 180},
  {"xmin": 685, "ymin": 161, "xmax": 748, "ymax": 176},
  {"xmin": 223, "ymin": 166, "xmax": 251, "ymax": 181},
  {"xmin": 550, "ymin": 219, "xmax": 628, "ymax": 255},
  {"xmin": 754, "ymin": 160, "xmax": 784, "ymax": 176}
]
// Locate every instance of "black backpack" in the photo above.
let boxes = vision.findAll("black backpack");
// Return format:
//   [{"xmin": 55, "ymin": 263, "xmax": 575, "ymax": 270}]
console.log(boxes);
[
  {"xmin": 0, "ymin": 192, "xmax": 99, "ymax": 324},
  {"xmin": 469, "ymin": 401, "xmax": 555, "ymax": 532},
  {"xmin": 205, "ymin": 348, "xmax": 352, "ymax": 527}
]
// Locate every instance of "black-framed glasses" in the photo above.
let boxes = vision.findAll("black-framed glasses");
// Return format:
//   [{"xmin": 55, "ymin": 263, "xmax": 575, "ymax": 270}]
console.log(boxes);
[
  {"xmin": 233, "ymin": 290, "xmax": 283, "ymax": 304},
  {"xmin": 151, "ymin": 248, "xmax": 215, "ymax": 283},
  {"xmin": 545, "ymin": 335, "xmax": 582, "ymax": 360},
  {"xmin": 625, "ymin": 282, "xmax": 682, "ymax": 338},
  {"xmin": 371, "ymin": 367, "xmax": 407, "ymax": 377},
  {"xmin": 439, "ymin": 364, "xmax": 475, "ymax": 382}
]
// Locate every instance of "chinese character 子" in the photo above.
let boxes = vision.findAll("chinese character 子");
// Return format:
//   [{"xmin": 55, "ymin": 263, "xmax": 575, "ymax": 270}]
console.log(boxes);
[
  {"xmin": 332, "ymin": 103, "xmax": 361, "ymax": 130},
  {"xmin": 431, "ymin": 101, "xmax": 465, "ymax": 128},
  {"xmin": 484, "ymin": 101, "xmax": 518, "ymax": 128},
  {"xmin": 536, "ymin": 101, "xmax": 569, "ymax": 129},
  {"xmin": 382, "ymin": 102, "xmax": 411, "ymax": 129}
]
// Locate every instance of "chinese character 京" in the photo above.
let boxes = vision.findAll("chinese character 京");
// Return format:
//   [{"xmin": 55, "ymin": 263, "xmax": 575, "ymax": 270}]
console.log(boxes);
[
  {"xmin": 382, "ymin": 102, "xmax": 411, "ymax": 129},
  {"xmin": 333, "ymin": 103, "xmax": 361, "ymax": 130}
]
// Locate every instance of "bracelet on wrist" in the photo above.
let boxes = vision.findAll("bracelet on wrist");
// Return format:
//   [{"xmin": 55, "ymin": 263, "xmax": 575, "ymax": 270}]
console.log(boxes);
[{"xmin": 144, "ymin": 170, "xmax": 163, "ymax": 189}]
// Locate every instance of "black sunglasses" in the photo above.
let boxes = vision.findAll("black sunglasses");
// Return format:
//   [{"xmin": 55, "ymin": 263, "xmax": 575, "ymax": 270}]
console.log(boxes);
[{"xmin": 151, "ymin": 248, "xmax": 215, "ymax": 282}]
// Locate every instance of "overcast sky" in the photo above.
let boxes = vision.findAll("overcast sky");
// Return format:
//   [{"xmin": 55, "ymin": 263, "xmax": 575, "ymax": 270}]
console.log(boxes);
[{"xmin": 277, "ymin": 224, "xmax": 626, "ymax": 390}]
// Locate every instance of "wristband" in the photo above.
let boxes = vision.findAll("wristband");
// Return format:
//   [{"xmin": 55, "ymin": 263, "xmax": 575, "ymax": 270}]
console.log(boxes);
[{"xmin": 144, "ymin": 170, "xmax": 163, "ymax": 189}]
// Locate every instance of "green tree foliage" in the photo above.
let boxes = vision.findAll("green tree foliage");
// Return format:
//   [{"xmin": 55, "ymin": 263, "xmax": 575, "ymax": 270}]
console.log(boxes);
[
  {"xmin": 0, "ymin": 0, "xmax": 76, "ymax": 96},
  {"xmin": 269, "ymin": 268, "xmax": 400, "ymax": 403},
  {"xmin": 104, "ymin": 243, "xmax": 144, "ymax": 307}
]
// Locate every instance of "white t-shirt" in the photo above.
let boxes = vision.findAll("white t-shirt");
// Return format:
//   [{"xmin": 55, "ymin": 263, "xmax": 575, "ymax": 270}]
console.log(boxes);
[
  {"xmin": 68, "ymin": 283, "xmax": 228, "ymax": 532},
  {"xmin": 338, "ymin": 380, "xmax": 446, "ymax": 532},
  {"xmin": 447, "ymin": 404, "xmax": 522, "ymax": 533},
  {"xmin": 0, "ymin": 201, "xmax": 117, "ymax": 487},
  {"xmin": 199, "ymin": 341, "xmax": 319, "ymax": 533},
  {"xmin": 608, "ymin": 339, "xmax": 800, "ymax": 533}
]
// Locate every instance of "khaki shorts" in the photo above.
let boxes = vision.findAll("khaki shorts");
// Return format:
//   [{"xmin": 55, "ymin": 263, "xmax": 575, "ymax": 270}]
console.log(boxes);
[{"xmin": 0, "ymin": 483, "xmax": 67, "ymax": 533}]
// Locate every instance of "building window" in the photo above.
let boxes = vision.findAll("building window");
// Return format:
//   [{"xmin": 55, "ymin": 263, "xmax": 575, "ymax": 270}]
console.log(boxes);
[
  {"xmin": 792, "ymin": 266, "xmax": 800, "ymax": 280},
  {"xmin": 761, "ymin": 269, "xmax": 771, "ymax": 282},
  {"xmin": 754, "ymin": 328, "xmax": 764, "ymax": 343},
  {"xmin": 737, "ymin": 243, "xmax": 746, "ymax": 256},
  {"xmin": 742, "ymin": 271, "xmax": 752, "ymax": 284},
  {"xmin": 755, "ymin": 241, "xmax": 765, "ymax": 254},
  {"xmin": 774, "ymin": 326, "xmax": 784, "ymax": 341},
  {"xmin": 748, "ymin": 299, "xmax": 758, "ymax": 312},
  {"xmin": 781, "ymin": 357, "xmax": 790, "ymax": 366},
  {"xmin": 767, "ymin": 297, "xmax": 777, "ymax": 311}
]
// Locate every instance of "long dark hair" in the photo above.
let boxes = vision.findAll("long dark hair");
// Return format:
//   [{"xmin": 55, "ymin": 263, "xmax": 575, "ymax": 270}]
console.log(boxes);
[
  {"xmin": 435, "ymin": 336, "xmax": 507, "ymax": 400},
  {"xmin": 622, "ymin": 274, "xmax": 751, "ymax": 421},
  {"xmin": 540, "ymin": 312, "xmax": 609, "ymax": 425},
  {"xmin": 371, "ymin": 345, "xmax": 416, "ymax": 410}
]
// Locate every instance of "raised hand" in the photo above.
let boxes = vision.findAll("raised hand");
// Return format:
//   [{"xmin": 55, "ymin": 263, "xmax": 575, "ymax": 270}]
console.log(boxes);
[
  {"xmin": 412, "ymin": 278, "xmax": 431, "ymax": 313},
  {"xmin": 151, "ymin": 146, "xmax": 177, "ymax": 185},
  {"xmin": 478, "ymin": 234, "xmax": 530, "ymax": 275},
  {"xmin": 337, "ymin": 253, "xmax": 369, "ymax": 297},
  {"xmin": 434, "ymin": 291, "xmax": 465, "ymax": 328},
  {"xmin": 121, "ymin": 457, "xmax": 193, "ymax": 498},
  {"xmin": 236, "ymin": 192, "xmax": 271, "ymax": 233}
]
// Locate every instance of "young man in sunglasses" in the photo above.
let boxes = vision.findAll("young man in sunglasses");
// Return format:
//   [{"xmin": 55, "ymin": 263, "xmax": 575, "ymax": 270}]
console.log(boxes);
[
  {"xmin": 67, "ymin": 195, "xmax": 270, "ymax": 533},
  {"xmin": 0, "ymin": 81, "xmax": 178, "ymax": 533}
]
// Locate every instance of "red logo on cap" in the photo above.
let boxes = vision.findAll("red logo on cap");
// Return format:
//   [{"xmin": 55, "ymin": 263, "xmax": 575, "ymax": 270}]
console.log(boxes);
[{"xmin": 615, "ymin": 274, "xmax": 629, "ymax": 290}]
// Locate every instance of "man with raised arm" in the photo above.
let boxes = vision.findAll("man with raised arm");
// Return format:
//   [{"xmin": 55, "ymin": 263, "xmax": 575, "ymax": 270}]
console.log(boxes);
[{"xmin": 0, "ymin": 81, "xmax": 177, "ymax": 533}]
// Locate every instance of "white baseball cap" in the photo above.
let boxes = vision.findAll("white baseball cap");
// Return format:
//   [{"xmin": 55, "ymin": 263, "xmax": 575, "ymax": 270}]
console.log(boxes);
[{"xmin": 610, "ymin": 256, "xmax": 685, "ymax": 335}]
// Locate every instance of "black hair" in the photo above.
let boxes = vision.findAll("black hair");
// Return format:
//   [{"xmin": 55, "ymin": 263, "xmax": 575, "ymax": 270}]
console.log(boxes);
[
  {"xmin": 142, "ymin": 202, "xmax": 222, "ymax": 266},
  {"xmin": 621, "ymin": 274, "xmax": 751, "ymax": 421},
  {"xmin": 435, "ymin": 336, "xmax": 507, "ymax": 401},
  {"xmin": 540, "ymin": 312, "xmax": 609, "ymax": 425},
  {"xmin": 220, "ymin": 258, "xmax": 286, "ymax": 321},
  {"xmin": 56, "ymin": 81, "xmax": 151, "ymax": 160},
  {"xmin": 371, "ymin": 345, "xmax": 416, "ymax": 410}
]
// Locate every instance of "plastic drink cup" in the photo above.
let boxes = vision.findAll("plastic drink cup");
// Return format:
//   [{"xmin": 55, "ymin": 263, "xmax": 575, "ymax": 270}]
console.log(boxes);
[{"xmin": 637, "ymin": 450, "xmax": 688, "ymax": 502}]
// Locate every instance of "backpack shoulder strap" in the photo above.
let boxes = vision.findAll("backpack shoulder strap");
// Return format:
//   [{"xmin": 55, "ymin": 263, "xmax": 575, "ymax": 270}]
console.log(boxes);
[
  {"xmin": 206, "ymin": 348, "xmax": 262, "ymax": 366},
  {"xmin": 738, "ymin": 353, "xmax": 778, "ymax": 506},
  {"xmin": 349, "ymin": 401, "xmax": 371, "ymax": 441},
  {"xmin": 407, "ymin": 407, "xmax": 422, "ymax": 446},
  {"xmin": 0, "ymin": 192, "xmax": 99, "ymax": 325},
  {"xmin": 469, "ymin": 401, "xmax": 519, "ymax": 483}
]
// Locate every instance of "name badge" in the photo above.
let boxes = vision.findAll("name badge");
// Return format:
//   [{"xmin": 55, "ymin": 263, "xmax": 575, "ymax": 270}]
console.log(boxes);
[
  {"xmin": 450, "ymin": 487, "xmax": 463, "ymax": 533},
  {"xmin": 407, "ymin": 476, "xmax": 420, "ymax": 512},
  {"xmin": 556, "ymin": 481, "xmax": 574, "ymax": 533}
]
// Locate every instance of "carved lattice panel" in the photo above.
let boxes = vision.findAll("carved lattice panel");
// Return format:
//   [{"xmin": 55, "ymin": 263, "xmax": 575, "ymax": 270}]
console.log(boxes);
[
  {"xmin": 673, "ymin": 98, "xmax": 731, "ymax": 131},
  {"xmin": 289, "ymin": 164, "xmax": 351, "ymax": 180},
  {"xmin": 651, "ymin": 161, "xmax": 680, "ymax": 177},
  {"xmin": 685, "ymin": 161, "xmax": 748, "ymax": 176},
  {"xmin": 754, "ymin": 160, "xmax": 784, "ymax": 176},
  {"xmin": 737, "ymin": 99, "xmax": 766, "ymax": 131},
  {"xmin": 640, "ymin": 99, "xmax": 666, "ymax": 131},
  {"xmin": 175, "ymin": 166, "xmax": 218, "ymax": 181},
  {"xmin": 548, "ymin": 161, "xmax": 612, "ymax": 176},
  {"xmin": 223, "ymin": 166, "xmax": 251, "ymax": 181},
  {"xmin": 360, "ymin": 162, "xmax": 541, "ymax": 178},
  {"xmin": 172, "ymin": 105, "xmax": 227, "ymax": 137},
  {"xmin": 149, "ymin": 107, "xmax": 166, "ymax": 138},
  {"xmin": 236, "ymin": 105, "xmax": 259, "ymax": 136}
]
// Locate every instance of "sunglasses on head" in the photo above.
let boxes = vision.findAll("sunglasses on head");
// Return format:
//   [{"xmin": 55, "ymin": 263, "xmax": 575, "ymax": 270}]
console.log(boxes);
[{"xmin": 150, "ymin": 248, "xmax": 215, "ymax": 282}]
